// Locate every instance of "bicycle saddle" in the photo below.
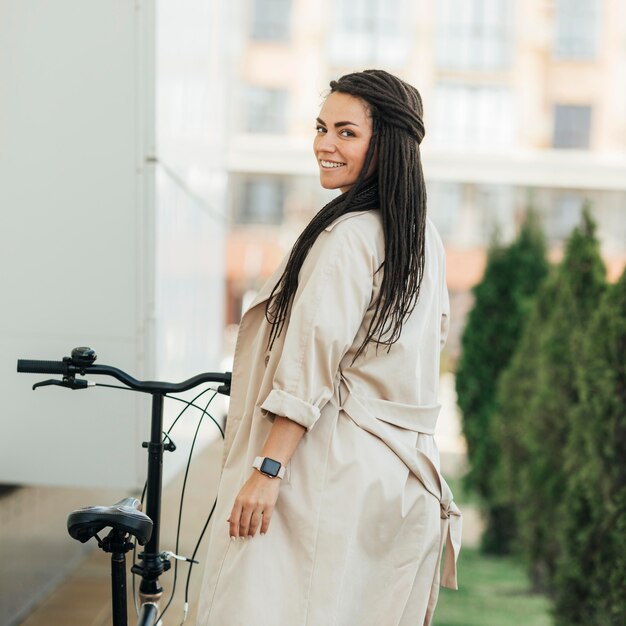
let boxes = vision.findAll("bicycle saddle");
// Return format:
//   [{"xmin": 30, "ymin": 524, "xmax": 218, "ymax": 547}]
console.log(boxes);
[{"xmin": 67, "ymin": 497, "xmax": 153, "ymax": 545}]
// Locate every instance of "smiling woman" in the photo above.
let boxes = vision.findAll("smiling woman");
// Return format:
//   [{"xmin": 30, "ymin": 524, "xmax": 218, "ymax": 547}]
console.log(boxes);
[
  {"xmin": 196, "ymin": 70, "xmax": 460, "ymax": 626},
  {"xmin": 314, "ymin": 92, "xmax": 377, "ymax": 192}
]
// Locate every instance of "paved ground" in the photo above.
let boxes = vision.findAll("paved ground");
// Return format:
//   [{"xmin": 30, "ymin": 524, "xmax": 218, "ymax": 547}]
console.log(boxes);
[{"xmin": 19, "ymin": 374, "xmax": 480, "ymax": 625}]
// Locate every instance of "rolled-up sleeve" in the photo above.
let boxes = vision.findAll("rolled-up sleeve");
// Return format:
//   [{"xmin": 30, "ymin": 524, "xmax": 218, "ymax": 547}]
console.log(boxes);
[{"xmin": 260, "ymin": 217, "xmax": 378, "ymax": 430}]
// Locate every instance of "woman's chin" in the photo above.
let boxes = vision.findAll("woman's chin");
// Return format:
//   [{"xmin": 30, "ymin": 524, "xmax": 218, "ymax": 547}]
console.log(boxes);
[{"xmin": 319, "ymin": 177, "xmax": 342, "ymax": 191}]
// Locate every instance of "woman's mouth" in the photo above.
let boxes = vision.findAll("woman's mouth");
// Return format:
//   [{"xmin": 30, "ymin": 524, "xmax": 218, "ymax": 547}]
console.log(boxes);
[{"xmin": 319, "ymin": 159, "xmax": 346, "ymax": 169}]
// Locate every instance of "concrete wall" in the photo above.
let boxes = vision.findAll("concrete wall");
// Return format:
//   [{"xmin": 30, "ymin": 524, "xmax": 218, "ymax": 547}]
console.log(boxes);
[
  {"xmin": 0, "ymin": 0, "xmax": 228, "ymax": 488},
  {"xmin": 0, "ymin": 0, "xmax": 228, "ymax": 622},
  {"xmin": 1, "ymin": 0, "xmax": 154, "ymax": 488}
]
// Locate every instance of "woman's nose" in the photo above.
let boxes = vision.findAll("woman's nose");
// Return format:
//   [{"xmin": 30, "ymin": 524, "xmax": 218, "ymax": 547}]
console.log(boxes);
[{"xmin": 316, "ymin": 132, "xmax": 336, "ymax": 153}]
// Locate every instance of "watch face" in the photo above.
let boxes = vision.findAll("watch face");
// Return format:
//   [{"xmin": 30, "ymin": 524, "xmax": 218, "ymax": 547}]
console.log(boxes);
[{"xmin": 260, "ymin": 457, "xmax": 281, "ymax": 477}]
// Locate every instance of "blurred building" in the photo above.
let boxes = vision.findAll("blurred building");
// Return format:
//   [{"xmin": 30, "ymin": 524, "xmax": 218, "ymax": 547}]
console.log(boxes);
[{"xmin": 223, "ymin": 0, "xmax": 626, "ymax": 357}]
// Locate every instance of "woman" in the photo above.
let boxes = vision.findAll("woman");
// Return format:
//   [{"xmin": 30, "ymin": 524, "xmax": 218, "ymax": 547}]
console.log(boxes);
[{"xmin": 197, "ymin": 69, "xmax": 461, "ymax": 626}]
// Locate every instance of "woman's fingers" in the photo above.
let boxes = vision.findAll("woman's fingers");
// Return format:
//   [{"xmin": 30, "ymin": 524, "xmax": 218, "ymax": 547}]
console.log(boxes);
[
  {"xmin": 247, "ymin": 509, "xmax": 263, "ymax": 536},
  {"xmin": 260, "ymin": 507, "xmax": 273, "ymax": 535},
  {"xmin": 238, "ymin": 500, "xmax": 255, "ymax": 536},
  {"xmin": 229, "ymin": 503, "xmax": 273, "ymax": 538},
  {"xmin": 229, "ymin": 502, "xmax": 242, "ymax": 538},
  {"xmin": 229, "ymin": 499, "xmax": 265, "ymax": 538}
]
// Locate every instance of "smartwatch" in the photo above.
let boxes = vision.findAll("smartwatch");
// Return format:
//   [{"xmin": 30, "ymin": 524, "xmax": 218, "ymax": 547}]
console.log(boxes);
[{"xmin": 252, "ymin": 456, "xmax": 286, "ymax": 479}]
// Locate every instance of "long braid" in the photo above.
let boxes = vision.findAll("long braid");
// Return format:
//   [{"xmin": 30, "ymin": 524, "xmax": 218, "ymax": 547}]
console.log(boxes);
[{"xmin": 266, "ymin": 69, "xmax": 428, "ymax": 358}]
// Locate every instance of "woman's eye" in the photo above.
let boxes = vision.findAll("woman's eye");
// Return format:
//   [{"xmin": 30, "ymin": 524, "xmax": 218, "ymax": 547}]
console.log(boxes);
[
  {"xmin": 340, "ymin": 129, "xmax": 355, "ymax": 137},
  {"xmin": 315, "ymin": 125, "xmax": 326, "ymax": 133}
]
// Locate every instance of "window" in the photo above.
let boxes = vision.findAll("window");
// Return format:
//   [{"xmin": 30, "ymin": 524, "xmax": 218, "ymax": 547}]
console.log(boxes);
[
  {"xmin": 477, "ymin": 184, "xmax": 516, "ymax": 243},
  {"xmin": 437, "ymin": 0, "xmax": 513, "ymax": 70},
  {"xmin": 554, "ymin": 0, "xmax": 599, "ymax": 59},
  {"xmin": 329, "ymin": 0, "xmax": 409, "ymax": 66},
  {"xmin": 427, "ymin": 182, "xmax": 462, "ymax": 241},
  {"xmin": 553, "ymin": 105, "xmax": 592, "ymax": 149},
  {"xmin": 430, "ymin": 83, "xmax": 515, "ymax": 151},
  {"xmin": 234, "ymin": 177, "xmax": 286, "ymax": 225},
  {"xmin": 251, "ymin": 0, "xmax": 291, "ymax": 41},
  {"xmin": 245, "ymin": 86, "xmax": 288, "ymax": 134},
  {"xmin": 548, "ymin": 193, "xmax": 585, "ymax": 240}
]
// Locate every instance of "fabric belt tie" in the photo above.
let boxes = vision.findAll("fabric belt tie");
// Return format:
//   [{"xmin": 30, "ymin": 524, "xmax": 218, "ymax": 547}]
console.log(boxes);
[
  {"xmin": 345, "ymin": 393, "xmax": 441, "ymax": 435},
  {"xmin": 337, "ymin": 380, "xmax": 462, "ymax": 590}
]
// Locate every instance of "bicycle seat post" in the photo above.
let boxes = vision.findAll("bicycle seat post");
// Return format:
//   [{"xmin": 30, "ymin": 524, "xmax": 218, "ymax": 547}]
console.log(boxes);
[
  {"xmin": 134, "ymin": 392, "xmax": 168, "ymax": 608},
  {"xmin": 108, "ymin": 528, "xmax": 134, "ymax": 626}
]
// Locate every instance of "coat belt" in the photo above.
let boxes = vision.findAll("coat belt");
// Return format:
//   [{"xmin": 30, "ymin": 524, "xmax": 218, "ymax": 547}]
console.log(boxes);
[
  {"xmin": 337, "ymin": 378, "xmax": 462, "ymax": 590},
  {"xmin": 343, "ymin": 392, "xmax": 441, "ymax": 435}
]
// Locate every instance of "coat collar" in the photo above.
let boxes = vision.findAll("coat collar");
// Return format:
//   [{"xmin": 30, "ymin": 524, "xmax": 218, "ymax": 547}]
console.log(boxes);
[
  {"xmin": 242, "ymin": 210, "xmax": 373, "ymax": 319},
  {"xmin": 323, "ymin": 209, "xmax": 371, "ymax": 231}
]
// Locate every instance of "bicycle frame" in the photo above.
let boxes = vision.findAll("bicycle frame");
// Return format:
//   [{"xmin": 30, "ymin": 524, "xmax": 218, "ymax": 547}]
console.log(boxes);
[{"xmin": 130, "ymin": 392, "xmax": 167, "ymax": 624}]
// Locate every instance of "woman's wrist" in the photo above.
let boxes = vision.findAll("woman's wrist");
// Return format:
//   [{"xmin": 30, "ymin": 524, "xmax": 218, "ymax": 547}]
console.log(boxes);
[{"xmin": 259, "ymin": 414, "xmax": 306, "ymax": 467}]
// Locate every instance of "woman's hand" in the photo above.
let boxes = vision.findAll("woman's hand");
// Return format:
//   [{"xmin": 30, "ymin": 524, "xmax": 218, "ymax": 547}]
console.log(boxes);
[
  {"xmin": 228, "ymin": 415, "xmax": 304, "ymax": 539},
  {"xmin": 228, "ymin": 469, "xmax": 282, "ymax": 538}
]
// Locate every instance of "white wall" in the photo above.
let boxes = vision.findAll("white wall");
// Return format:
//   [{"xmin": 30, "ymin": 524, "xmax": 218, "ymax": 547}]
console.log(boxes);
[
  {"xmin": 0, "ymin": 0, "xmax": 227, "ymax": 489},
  {"xmin": 152, "ymin": 0, "xmax": 229, "ymax": 479}
]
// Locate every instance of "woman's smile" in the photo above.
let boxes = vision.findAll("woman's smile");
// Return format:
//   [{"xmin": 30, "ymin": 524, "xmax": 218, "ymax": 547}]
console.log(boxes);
[{"xmin": 319, "ymin": 159, "xmax": 346, "ymax": 169}]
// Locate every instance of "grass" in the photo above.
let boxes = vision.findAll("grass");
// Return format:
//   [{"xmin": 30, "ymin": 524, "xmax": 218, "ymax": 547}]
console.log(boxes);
[{"xmin": 433, "ymin": 547, "xmax": 553, "ymax": 626}]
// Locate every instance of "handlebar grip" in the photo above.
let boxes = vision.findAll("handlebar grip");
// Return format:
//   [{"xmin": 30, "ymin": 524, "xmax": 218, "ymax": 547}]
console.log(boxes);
[{"xmin": 17, "ymin": 359, "xmax": 67, "ymax": 374}]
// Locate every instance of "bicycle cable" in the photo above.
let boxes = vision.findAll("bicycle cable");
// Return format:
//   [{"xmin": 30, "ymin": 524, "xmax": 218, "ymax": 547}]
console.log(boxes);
[
  {"xmin": 156, "ymin": 390, "xmax": 218, "ymax": 623},
  {"xmin": 94, "ymin": 383, "xmax": 224, "ymax": 438},
  {"xmin": 182, "ymin": 494, "xmax": 217, "ymax": 622}
]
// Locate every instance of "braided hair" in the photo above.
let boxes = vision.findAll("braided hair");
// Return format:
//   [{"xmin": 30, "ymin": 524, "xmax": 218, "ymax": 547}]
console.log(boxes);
[{"xmin": 266, "ymin": 69, "xmax": 428, "ymax": 359}]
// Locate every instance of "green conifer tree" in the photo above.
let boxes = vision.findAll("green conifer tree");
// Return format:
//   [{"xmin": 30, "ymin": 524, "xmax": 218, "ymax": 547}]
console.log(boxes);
[
  {"xmin": 490, "ymin": 269, "xmax": 556, "ymax": 562},
  {"xmin": 507, "ymin": 208, "xmax": 606, "ymax": 591},
  {"xmin": 554, "ymin": 267, "xmax": 626, "ymax": 625},
  {"xmin": 456, "ymin": 212, "xmax": 548, "ymax": 553}
]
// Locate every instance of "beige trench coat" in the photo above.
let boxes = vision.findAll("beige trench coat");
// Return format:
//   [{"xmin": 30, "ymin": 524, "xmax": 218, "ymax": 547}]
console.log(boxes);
[{"xmin": 197, "ymin": 210, "xmax": 461, "ymax": 626}]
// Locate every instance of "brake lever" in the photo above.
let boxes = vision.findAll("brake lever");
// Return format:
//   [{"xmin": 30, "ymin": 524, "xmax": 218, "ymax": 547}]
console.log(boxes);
[{"xmin": 33, "ymin": 378, "xmax": 94, "ymax": 391}]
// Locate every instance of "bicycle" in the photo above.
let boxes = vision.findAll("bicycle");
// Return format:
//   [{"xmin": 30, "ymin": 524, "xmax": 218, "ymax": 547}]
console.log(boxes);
[{"xmin": 17, "ymin": 346, "xmax": 231, "ymax": 626}]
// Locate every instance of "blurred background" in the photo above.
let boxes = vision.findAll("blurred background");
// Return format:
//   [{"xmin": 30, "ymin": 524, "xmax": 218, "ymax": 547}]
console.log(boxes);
[{"xmin": 1, "ymin": 0, "xmax": 624, "ymax": 624}]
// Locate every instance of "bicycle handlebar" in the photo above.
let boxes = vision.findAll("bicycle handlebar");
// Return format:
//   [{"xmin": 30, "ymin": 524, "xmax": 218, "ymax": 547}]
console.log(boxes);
[
  {"xmin": 17, "ymin": 359, "xmax": 68, "ymax": 375},
  {"xmin": 17, "ymin": 353, "xmax": 231, "ymax": 395}
]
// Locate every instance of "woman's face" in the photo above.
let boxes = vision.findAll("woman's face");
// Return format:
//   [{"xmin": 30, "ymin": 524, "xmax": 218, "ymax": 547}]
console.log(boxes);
[{"xmin": 314, "ymin": 91, "xmax": 376, "ymax": 193}]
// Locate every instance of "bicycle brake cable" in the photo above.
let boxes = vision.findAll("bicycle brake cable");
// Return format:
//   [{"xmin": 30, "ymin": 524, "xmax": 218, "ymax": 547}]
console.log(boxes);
[
  {"xmin": 94, "ymin": 382, "xmax": 225, "ymax": 437},
  {"xmin": 157, "ymin": 390, "xmax": 218, "ymax": 623}
]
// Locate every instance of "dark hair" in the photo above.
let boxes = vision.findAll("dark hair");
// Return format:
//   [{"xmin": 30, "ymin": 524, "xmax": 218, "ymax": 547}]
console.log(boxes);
[{"xmin": 265, "ymin": 69, "xmax": 428, "ymax": 359}]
